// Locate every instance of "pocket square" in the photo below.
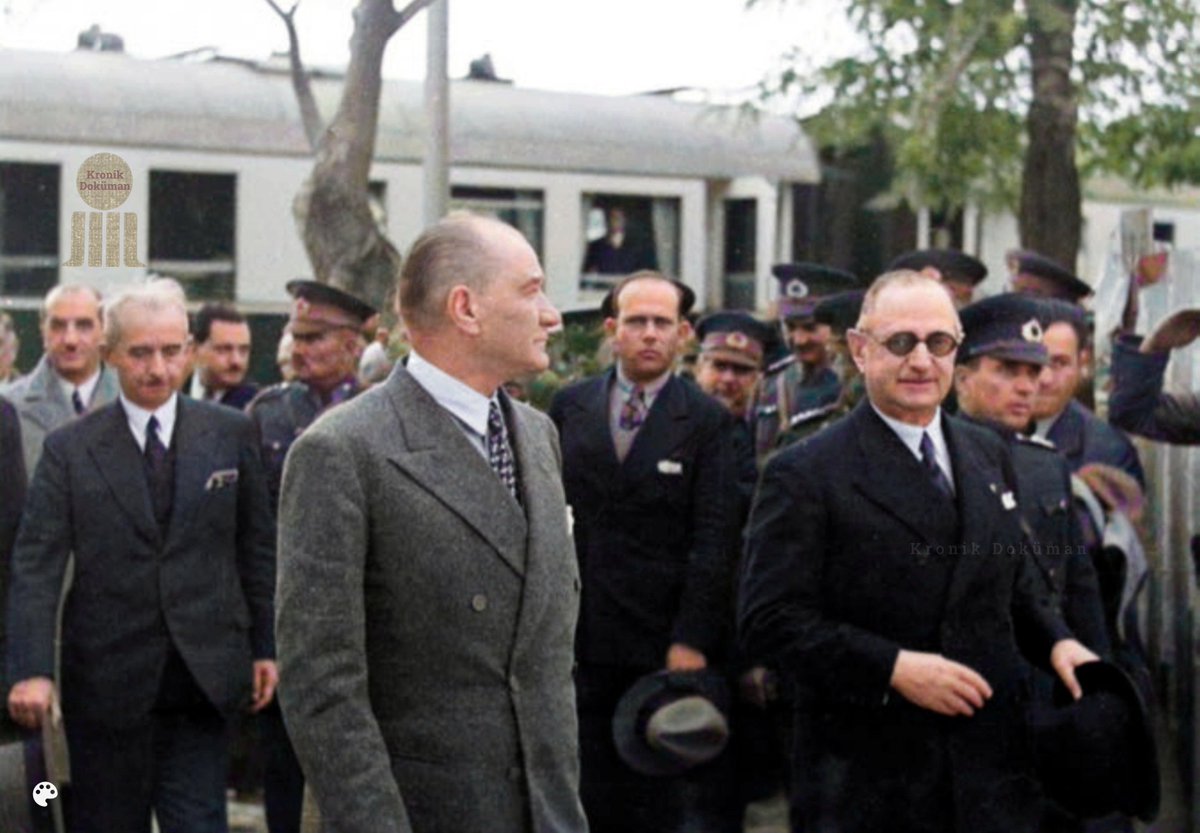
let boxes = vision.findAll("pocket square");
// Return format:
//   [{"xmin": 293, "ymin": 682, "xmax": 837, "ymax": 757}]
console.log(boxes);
[
  {"xmin": 205, "ymin": 469, "xmax": 239, "ymax": 491},
  {"xmin": 1001, "ymin": 491, "xmax": 1017, "ymax": 511},
  {"xmin": 657, "ymin": 460, "xmax": 683, "ymax": 475}
]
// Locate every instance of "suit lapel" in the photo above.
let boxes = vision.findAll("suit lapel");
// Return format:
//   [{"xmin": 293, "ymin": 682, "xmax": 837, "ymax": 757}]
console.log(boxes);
[
  {"xmin": 568, "ymin": 369, "xmax": 621, "ymax": 472},
  {"xmin": 1048, "ymin": 403, "xmax": 1083, "ymax": 459},
  {"xmin": 621, "ymin": 375, "xmax": 690, "ymax": 482},
  {"xmin": 850, "ymin": 404, "xmax": 951, "ymax": 545},
  {"xmin": 384, "ymin": 370, "xmax": 528, "ymax": 577},
  {"xmin": 164, "ymin": 398, "xmax": 215, "ymax": 547},
  {"xmin": 943, "ymin": 415, "xmax": 1012, "ymax": 603},
  {"xmin": 87, "ymin": 403, "xmax": 160, "ymax": 545}
]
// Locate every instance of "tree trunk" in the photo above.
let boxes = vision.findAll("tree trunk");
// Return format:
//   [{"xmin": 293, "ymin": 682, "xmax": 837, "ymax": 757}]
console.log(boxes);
[
  {"xmin": 1019, "ymin": 0, "xmax": 1081, "ymax": 270},
  {"xmin": 271, "ymin": 0, "xmax": 436, "ymax": 308}
]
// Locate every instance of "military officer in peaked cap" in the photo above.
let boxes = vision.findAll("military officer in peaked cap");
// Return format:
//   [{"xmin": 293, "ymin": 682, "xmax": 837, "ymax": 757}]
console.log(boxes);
[
  {"xmin": 888, "ymin": 248, "xmax": 988, "ymax": 308},
  {"xmin": 753, "ymin": 263, "xmax": 859, "ymax": 457},
  {"xmin": 953, "ymin": 294, "xmax": 1110, "ymax": 657},
  {"xmin": 247, "ymin": 278, "xmax": 376, "ymax": 833},
  {"xmin": 1008, "ymin": 250, "xmax": 1093, "ymax": 304},
  {"xmin": 695, "ymin": 311, "xmax": 772, "ymax": 502},
  {"xmin": 774, "ymin": 289, "xmax": 868, "ymax": 447}
]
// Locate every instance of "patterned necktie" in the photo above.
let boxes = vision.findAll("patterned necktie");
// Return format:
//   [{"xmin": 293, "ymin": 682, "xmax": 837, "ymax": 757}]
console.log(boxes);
[
  {"xmin": 618, "ymin": 385, "xmax": 647, "ymax": 431},
  {"xmin": 487, "ymin": 400, "xmax": 520, "ymax": 503},
  {"xmin": 71, "ymin": 388, "xmax": 85, "ymax": 415},
  {"xmin": 920, "ymin": 431, "xmax": 954, "ymax": 500},
  {"xmin": 144, "ymin": 415, "xmax": 173, "ymax": 530}
]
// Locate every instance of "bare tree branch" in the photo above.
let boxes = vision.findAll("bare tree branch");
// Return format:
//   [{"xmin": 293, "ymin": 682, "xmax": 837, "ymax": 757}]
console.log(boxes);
[{"xmin": 263, "ymin": 0, "xmax": 324, "ymax": 149}]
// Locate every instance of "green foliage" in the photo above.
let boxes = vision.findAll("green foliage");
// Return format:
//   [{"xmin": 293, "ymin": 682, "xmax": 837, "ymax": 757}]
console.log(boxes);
[{"xmin": 756, "ymin": 0, "xmax": 1200, "ymax": 210}]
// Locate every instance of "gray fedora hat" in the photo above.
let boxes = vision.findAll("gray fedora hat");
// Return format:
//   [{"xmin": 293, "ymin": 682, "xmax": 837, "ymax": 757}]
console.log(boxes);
[{"xmin": 612, "ymin": 670, "xmax": 731, "ymax": 777}]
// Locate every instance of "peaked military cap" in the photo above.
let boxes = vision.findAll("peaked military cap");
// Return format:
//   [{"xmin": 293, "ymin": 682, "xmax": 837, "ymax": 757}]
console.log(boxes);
[
  {"xmin": 771, "ymin": 263, "xmax": 859, "ymax": 321},
  {"xmin": 1007, "ymin": 250, "xmax": 1092, "ymax": 302},
  {"xmin": 814, "ymin": 290, "xmax": 866, "ymax": 334},
  {"xmin": 695, "ymin": 311, "xmax": 772, "ymax": 369},
  {"xmin": 958, "ymin": 293, "xmax": 1049, "ymax": 366},
  {"xmin": 286, "ymin": 279, "xmax": 377, "ymax": 333},
  {"xmin": 887, "ymin": 248, "xmax": 987, "ymax": 286}
]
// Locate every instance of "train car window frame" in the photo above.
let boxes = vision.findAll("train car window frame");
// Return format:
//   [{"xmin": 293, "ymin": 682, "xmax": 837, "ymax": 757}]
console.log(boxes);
[
  {"xmin": 0, "ymin": 161, "xmax": 60, "ymax": 297},
  {"xmin": 148, "ymin": 169, "xmax": 237, "ymax": 301}
]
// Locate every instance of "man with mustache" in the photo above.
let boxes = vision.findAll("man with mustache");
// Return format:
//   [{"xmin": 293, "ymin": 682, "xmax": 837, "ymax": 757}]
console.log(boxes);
[
  {"xmin": 2, "ymin": 284, "xmax": 119, "ymax": 478},
  {"xmin": 550, "ymin": 271, "xmax": 739, "ymax": 833},
  {"xmin": 188, "ymin": 303, "xmax": 258, "ymax": 409},
  {"xmin": 753, "ymin": 263, "xmax": 858, "ymax": 457}
]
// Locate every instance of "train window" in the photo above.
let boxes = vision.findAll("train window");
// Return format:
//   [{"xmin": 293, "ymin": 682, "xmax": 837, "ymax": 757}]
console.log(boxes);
[
  {"xmin": 148, "ymin": 170, "xmax": 236, "ymax": 300},
  {"xmin": 0, "ymin": 162, "xmax": 60, "ymax": 297},
  {"xmin": 580, "ymin": 194, "xmax": 679, "ymax": 290},
  {"xmin": 450, "ymin": 187, "xmax": 543, "ymax": 259}
]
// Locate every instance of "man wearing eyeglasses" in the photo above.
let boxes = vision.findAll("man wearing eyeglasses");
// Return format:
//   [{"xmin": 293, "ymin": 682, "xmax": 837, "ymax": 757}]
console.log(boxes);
[
  {"xmin": 246, "ymin": 279, "xmax": 374, "ymax": 833},
  {"xmin": 739, "ymin": 270, "xmax": 1098, "ymax": 833}
]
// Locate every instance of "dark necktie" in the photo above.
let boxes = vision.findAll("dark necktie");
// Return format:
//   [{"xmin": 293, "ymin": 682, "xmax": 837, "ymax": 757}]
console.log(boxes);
[
  {"xmin": 145, "ymin": 416, "xmax": 172, "ymax": 529},
  {"xmin": 71, "ymin": 388, "xmax": 85, "ymax": 415},
  {"xmin": 618, "ymin": 385, "xmax": 647, "ymax": 431},
  {"xmin": 487, "ymin": 400, "xmax": 520, "ymax": 503},
  {"xmin": 920, "ymin": 431, "xmax": 954, "ymax": 500}
]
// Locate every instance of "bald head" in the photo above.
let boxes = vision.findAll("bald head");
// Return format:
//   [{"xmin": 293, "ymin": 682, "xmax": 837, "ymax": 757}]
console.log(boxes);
[{"xmin": 398, "ymin": 212, "xmax": 532, "ymax": 334}]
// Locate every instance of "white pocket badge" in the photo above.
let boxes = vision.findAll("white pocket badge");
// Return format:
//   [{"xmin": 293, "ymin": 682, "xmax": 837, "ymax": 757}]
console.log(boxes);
[
  {"xmin": 205, "ymin": 468, "xmax": 239, "ymax": 491},
  {"xmin": 1001, "ymin": 491, "xmax": 1017, "ymax": 511},
  {"xmin": 657, "ymin": 460, "xmax": 683, "ymax": 476}
]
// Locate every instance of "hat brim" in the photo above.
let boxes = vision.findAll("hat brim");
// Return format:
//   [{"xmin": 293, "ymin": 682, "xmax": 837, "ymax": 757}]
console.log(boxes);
[
  {"xmin": 285, "ymin": 279, "xmax": 378, "ymax": 323},
  {"xmin": 612, "ymin": 670, "xmax": 730, "ymax": 778},
  {"xmin": 699, "ymin": 347, "xmax": 760, "ymax": 370},
  {"xmin": 963, "ymin": 341, "xmax": 1048, "ymax": 367}
]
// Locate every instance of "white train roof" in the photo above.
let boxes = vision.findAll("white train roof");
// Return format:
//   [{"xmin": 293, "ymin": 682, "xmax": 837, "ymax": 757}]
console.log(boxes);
[{"xmin": 0, "ymin": 47, "xmax": 819, "ymax": 181}]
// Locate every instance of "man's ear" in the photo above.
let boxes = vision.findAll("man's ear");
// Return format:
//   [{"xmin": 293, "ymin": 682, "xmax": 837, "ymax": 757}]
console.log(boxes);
[
  {"xmin": 603, "ymin": 316, "xmax": 618, "ymax": 340},
  {"xmin": 847, "ymin": 329, "xmax": 869, "ymax": 373},
  {"xmin": 677, "ymin": 319, "xmax": 693, "ymax": 341},
  {"xmin": 446, "ymin": 285, "xmax": 481, "ymax": 336}
]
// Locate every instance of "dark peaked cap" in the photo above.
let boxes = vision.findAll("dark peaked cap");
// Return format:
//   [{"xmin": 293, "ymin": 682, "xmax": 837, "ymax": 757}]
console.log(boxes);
[
  {"xmin": 771, "ymin": 262, "xmax": 859, "ymax": 320},
  {"xmin": 286, "ymin": 279, "xmax": 378, "ymax": 324},
  {"xmin": 1008, "ymin": 250, "xmax": 1093, "ymax": 301},
  {"xmin": 814, "ymin": 290, "xmax": 866, "ymax": 335},
  {"xmin": 888, "ymin": 249, "xmax": 988, "ymax": 286},
  {"xmin": 958, "ymin": 293, "xmax": 1049, "ymax": 366}
]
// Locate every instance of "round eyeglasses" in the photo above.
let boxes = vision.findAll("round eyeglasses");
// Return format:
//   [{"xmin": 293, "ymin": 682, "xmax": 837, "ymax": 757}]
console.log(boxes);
[{"xmin": 856, "ymin": 330, "xmax": 960, "ymax": 358}]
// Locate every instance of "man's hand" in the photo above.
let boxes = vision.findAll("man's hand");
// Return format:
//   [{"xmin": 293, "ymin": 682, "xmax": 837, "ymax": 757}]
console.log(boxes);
[
  {"xmin": 8, "ymin": 677, "xmax": 56, "ymax": 729},
  {"xmin": 1049, "ymin": 639, "xmax": 1099, "ymax": 701},
  {"xmin": 251, "ymin": 660, "xmax": 279, "ymax": 712},
  {"xmin": 666, "ymin": 643, "xmax": 707, "ymax": 672},
  {"xmin": 1142, "ymin": 309, "xmax": 1200, "ymax": 354},
  {"xmin": 738, "ymin": 666, "xmax": 776, "ymax": 710},
  {"xmin": 890, "ymin": 650, "xmax": 992, "ymax": 717}
]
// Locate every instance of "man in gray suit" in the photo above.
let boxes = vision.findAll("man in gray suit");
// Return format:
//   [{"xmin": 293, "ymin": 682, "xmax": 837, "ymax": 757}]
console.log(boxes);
[
  {"xmin": 277, "ymin": 213, "xmax": 587, "ymax": 833},
  {"xmin": 1, "ymin": 284, "xmax": 119, "ymax": 478}
]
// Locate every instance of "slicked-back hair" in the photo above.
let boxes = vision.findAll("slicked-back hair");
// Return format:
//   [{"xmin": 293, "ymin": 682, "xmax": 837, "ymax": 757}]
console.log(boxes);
[
  {"xmin": 103, "ymin": 278, "xmax": 189, "ymax": 348},
  {"xmin": 399, "ymin": 211, "xmax": 512, "ymax": 333},
  {"xmin": 193, "ymin": 302, "xmax": 246, "ymax": 344},
  {"xmin": 41, "ymin": 284, "xmax": 103, "ymax": 322},
  {"xmin": 856, "ymin": 270, "xmax": 959, "ymax": 332}
]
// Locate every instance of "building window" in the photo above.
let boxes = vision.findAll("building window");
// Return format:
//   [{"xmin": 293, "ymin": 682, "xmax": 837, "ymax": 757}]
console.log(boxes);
[
  {"xmin": 0, "ymin": 162, "xmax": 59, "ymax": 296},
  {"xmin": 450, "ymin": 186, "xmax": 543, "ymax": 258},
  {"xmin": 580, "ymin": 194, "xmax": 680, "ymax": 291},
  {"xmin": 723, "ymin": 199, "xmax": 757, "ymax": 310},
  {"xmin": 148, "ymin": 170, "xmax": 236, "ymax": 300}
]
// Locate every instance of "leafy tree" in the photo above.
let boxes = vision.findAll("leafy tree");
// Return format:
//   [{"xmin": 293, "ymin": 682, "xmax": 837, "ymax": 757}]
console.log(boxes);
[{"xmin": 757, "ymin": 0, "xmax": 1200, "ymax": 268}]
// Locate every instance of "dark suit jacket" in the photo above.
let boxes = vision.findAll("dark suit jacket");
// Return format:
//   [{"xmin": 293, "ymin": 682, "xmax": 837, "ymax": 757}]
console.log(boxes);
[
  {"xmin": 0, "ymin": 397, "xmax": 25, "ymax": 695},
  {"xmin": 1046, "ymin": 400, "xmax": 1144, "ymax": 487},
  {"xmin": 183, "ymin": 377, "xmax": 260, "ymax": 411},
  {"xmin": 277, "ymin": 368, "xmax": 586, "ymax": 833},
  {"xmin": 7, "ymin": 397, "xmax": 275, "ymax": 728},
  {"xmin": 550, "ymin": 370, "xmax": 737, "ymax": 669},
  {"xmin": 1109, "ymin": 333, "xmax": 1200, "ymax": 445},
  {"xmin": 739, "ymin": 402, "xmax": 1068, "ymax": 833}
]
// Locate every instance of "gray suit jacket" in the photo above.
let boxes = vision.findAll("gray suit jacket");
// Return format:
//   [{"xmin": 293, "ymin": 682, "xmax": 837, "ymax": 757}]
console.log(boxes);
[
  {"xmin": 0, "ymin": 355, "xmax": 119, "ymax": 480},
  {"xmin": 276, "ymin": 366, "xmax": 587, "ymax": 833}
]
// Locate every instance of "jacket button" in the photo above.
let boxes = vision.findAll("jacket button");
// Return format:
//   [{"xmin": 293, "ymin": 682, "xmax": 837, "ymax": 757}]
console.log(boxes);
[
  {"xmin": 471, "ymin": 594, "xmax": 488, "ymax": 612},
  {"xmin": 508, "ymin": 675, "xmax": 520, "ymax": 693}
]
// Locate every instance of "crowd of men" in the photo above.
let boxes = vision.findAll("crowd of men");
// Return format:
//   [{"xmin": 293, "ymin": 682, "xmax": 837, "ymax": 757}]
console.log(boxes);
[{"xmin": 0, "ymin": 212, "xmax": 1178, "ymax": 833}]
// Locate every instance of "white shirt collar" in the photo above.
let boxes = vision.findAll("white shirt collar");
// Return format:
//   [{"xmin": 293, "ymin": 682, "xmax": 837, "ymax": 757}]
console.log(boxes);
[
  {"xmin": 406, "ymin": 350, "xmax": 494, "ymax": 438},
  {"xmin": 1034, "ymin": 411, "xmax": 1062, "ymax": 439},
  {"xmin": 119, "ymin": 392, "xmax": 179, "ymax": 452},
  {"xmin": 871, "ymin": 403, "xmax": 954, "ymax": 487},
  {"xmin": 58, "ymin": 366, "xmax": 102, "ymax": 409}
]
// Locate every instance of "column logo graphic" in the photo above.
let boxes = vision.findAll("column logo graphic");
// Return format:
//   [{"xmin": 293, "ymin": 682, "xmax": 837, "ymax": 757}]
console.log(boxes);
[{"xmin": 63, "ymin": 152, "xmax": 145, "ymax": 268}]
